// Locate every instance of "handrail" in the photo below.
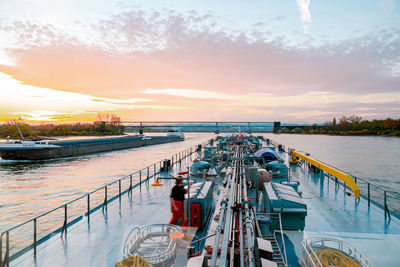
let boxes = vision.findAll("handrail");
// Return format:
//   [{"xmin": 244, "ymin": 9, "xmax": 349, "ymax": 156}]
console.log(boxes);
[
  {"xmin": 302, "ymin": 237, "xmax": 375, "ymax": 267},
  {"xmin": 302, "ymin": 238, "xmax": 322, "ymax": 267},
  {"xmin": 306, "ymin": 155, "xmax": 400, "ymax": 197},
  {"xmin": 277, "ymin": 212, "xmax": 288, "ymax": 266},
  {"xmin": 302, "ymin": 243, "xmax": 319, "ymax": 267},
  {"xmin": 122, "ymin": 226, "xmax": 140, "ymax": 257},
  {"xmin": 190, "ymin": 233, "xmax": 217, "ymax": 255},
  {"xmin": 256, "ymin": 212, "xmax": 288, "ymax": 266},
  {"xmin": 0, "ymin": 139, "xmax": 213, "ymax": 266},
  {"xmin": 289, "ymin": 149, "xmax": 360, "ymax": 199}
]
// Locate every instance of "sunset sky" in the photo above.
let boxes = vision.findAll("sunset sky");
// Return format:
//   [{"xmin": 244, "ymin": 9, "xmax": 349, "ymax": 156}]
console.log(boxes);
[{"xmin": 0, "ymin": 0, "xmax": 399, "ymax": 123}]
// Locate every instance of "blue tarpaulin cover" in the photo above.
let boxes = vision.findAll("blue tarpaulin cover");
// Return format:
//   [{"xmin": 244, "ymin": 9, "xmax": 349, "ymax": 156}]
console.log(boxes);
[{"xmin": 254, "ymin": 148, "xmax": 278, "ymax": 161}]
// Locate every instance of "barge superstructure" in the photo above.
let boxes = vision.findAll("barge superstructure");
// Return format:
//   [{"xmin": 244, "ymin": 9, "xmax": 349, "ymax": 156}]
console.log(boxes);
[{"xmin": 1, "ymin": 134, "xmax": 399, "ymax": 266}]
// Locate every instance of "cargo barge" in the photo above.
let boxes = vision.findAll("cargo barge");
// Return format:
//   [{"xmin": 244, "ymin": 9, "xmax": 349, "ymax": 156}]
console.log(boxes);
[{"xmin": 0, "ymin": 134, "xmax": 184, "ymax": 160}]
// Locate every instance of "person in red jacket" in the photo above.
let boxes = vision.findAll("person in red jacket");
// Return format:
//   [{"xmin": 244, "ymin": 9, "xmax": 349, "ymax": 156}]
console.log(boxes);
[{"xmin": 169, "ymin": 177, "xmax": 187, "ymax": 226}]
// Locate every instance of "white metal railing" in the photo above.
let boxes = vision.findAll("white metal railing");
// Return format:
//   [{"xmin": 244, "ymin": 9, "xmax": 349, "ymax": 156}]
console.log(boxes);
[
  {"xmin": 122, "ymin": 224, "xmax": 181, "ymax": 266},
  {"xmin": 301, "ymin": 237, "xmax": 375, "ymax": 267},
  {"xmin": 277, "ymin": 212, "xmax": 288, "ymax": 266}
]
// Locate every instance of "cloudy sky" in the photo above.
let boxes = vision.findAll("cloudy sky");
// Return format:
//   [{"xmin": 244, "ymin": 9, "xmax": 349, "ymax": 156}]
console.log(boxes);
[{"xmin": 0, "ymin": 0, "xmax": 399, "ymax": 122}]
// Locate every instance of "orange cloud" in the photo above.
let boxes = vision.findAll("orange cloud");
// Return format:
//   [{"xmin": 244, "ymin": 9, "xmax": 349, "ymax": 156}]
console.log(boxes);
[{"xmin": 1, "ymin": 11, "xmax": 399, "ymax": 100}]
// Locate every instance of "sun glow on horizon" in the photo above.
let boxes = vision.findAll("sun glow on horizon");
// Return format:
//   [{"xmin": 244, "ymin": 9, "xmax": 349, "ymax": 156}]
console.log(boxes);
[
  {"xmin": 0, "ymin": 0, "xmax": 399, "ymax": 123},
  {"xmin": 0, "ymin": 73, "xmax": 157, "ymax": 122}
]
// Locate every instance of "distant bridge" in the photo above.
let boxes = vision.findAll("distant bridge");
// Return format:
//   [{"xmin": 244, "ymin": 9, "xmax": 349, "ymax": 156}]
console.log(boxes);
[{"xmin": 121, "ymin": 121, "xmax": 281, "ymax": 134}]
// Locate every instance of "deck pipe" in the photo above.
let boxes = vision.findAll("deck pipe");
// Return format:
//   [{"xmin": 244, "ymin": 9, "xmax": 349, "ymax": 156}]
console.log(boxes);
[
  {"xmin": 219, "ymin": 159, "xmax": 238, "ymax": 267},
  {"xmin": 243, "ymin": 169, "xmax": 256, "ymax": 267},
  {"xmin": 211, "ymin": 146, "xmax": 239, "ymax": 267},
  {"xmin": 239, "ymin": 174, "xmax": 245, "ymax": 267},
  {"xmin": 209, "ymin": 174, "xmax": 232, "ymax": 267}
]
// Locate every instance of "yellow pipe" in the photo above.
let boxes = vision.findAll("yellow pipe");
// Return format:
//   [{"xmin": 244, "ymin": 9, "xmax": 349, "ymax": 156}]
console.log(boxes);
[{"xmin": 290, "ymin": 150, "xmax": 360, "ymax": 199}]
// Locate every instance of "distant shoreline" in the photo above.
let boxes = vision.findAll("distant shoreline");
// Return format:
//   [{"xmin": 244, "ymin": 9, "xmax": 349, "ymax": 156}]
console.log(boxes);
[
  {"xmin": 279, "ymin": 131, "xmax": 400, "ymax": 137},
  {"xmin": 0, "ymin": 134, "xmax": 141, "ymax": 142},
  {"xmin": 0, "ymin": 121, "xmax": 126, "ymax": 139}
]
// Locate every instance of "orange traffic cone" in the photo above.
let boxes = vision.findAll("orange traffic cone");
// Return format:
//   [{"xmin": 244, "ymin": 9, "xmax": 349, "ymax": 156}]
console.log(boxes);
[
  {"xmin": 151, "ymin": 179, "xmax": 163, "ymax": 186},
  {"xmin": 169, "ymin": 231, "xmax": 184, "ymax": 240}
]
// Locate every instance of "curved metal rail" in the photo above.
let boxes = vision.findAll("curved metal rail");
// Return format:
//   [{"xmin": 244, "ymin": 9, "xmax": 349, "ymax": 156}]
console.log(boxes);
[
  {"xmin": 301, "ymin": 237, "xmax": 375, "ymax": 267},
  {"xmin": 123, "ymin": 224, "xmax": 181, "ymax": 266}
]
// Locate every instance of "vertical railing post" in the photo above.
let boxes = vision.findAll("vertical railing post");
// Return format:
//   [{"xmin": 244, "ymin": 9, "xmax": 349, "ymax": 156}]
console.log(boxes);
[
  {"xmin": 147, "ymin": 167, "xmax": 149, "ymax": 181},
  {"xmin": 118, "ymin": 179, "xmax": 121, "ymax": 198},
  {"xmin": 64, "ymin": 204, "xmax": 68, "ymax": 234},
  {"xmin": 0, "ymin": 233, "xmax": 3, "ymax": 266},
  {"xmin": 33, "ymin": 219, "xmax": 37, "ymax": 256},
  {"xmin": 129, "ymin": 174, "xmax": 132, "ymax": 191},
  {"xmin": 384, "ymin": 191, "xmax": 387, "ymax": 218},
  {"xmin": 139, "ymin": 170, "xmax": 142, "ymax": 190},
  {"xmin": 6, "ymin": 231, "xmax": 9, "ymax": 267},
  {"xmin": 384, "ymin": 191, "xmax": 390, "ymax": 219},
  {"xmin": 154, "ymin": 164, "xmax": 156, "ymax": 178},
  {"xmin": 87, "ymin": 194, "xmax": 90, "ymax": 220},
  {"xmin": 368, "ymin": 183, "xmax": 370, "ymax": 207},
  {"xmin": 104, "ymin": 186, "xmax": 108, "ymax": 206}
]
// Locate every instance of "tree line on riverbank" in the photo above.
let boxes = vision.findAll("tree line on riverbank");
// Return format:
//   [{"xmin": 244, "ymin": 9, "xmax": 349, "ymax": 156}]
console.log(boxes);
[
  {"xmin": 281, "ymin": 116, "xmax": 400, "ymax": 136},
  {"xmin": 0, "ymin": 114, "xmax": 125, "ymax": 139}
]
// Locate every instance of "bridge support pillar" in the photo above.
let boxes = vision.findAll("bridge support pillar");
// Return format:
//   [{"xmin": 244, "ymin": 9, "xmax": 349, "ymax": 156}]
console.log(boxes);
[
  {"xmin": 247, "ymin": 122, "xmax": 252, "ymax": 134},
  {"xmin": 139, "ymin": 122, "xmax": 143, "ymax": 135},
  {"xmin": 273, "ymin": 122, "xmax": 281, "ymax": 134},
  {"xmin": 215, "ymin": 122, "xmax": 220, "ymax": 134}
]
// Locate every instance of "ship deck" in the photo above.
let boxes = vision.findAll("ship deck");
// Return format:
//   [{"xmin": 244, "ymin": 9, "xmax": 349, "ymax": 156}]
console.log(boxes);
[
  {"xmin": 10, "ymin": 152, "xmax": 400, "ymax": 267},
  {"xmin": 12, "ymin": 172, "xmax": 180, "ymax": 267},
  {"xmin": 285, "ymin": 164, "xmax": 400, "ymax": 266}
]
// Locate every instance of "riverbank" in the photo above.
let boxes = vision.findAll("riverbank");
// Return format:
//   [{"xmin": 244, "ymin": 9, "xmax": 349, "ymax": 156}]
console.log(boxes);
[
  {"xmin": 281, "ymin": 116, "xmax": 400, "ymax": 136},
  {"xmin": 281, "ymin": 128, "xmax": 400, "ymax": 136}
]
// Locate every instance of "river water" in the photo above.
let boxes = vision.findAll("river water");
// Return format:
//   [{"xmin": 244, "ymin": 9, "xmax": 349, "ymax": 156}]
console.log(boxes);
[
  {"xmin": 263, "ymin": 133, "xmax": 400, "ymax": 191},
  {"xmin": 1, "ymin": 133, "xmax": 399, "ymax": 233}
]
